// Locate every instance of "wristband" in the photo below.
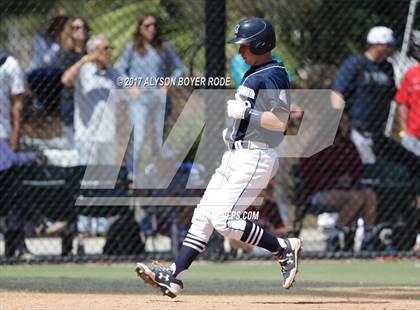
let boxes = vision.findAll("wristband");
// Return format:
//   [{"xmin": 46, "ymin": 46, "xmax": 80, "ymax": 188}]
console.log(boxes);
[{"xmin": 244, "ymin": 108, "xmax": 263, "ymax": 127}]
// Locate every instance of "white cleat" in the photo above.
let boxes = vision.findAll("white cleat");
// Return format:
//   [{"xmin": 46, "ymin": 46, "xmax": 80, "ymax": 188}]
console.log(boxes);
[
  {"xmin": 275, "ymin": 238, "xmax": 302, "ymax": 289},
  {"xmin": 135, "ymin": 262, "xmax": 183, "ymax": 298}
]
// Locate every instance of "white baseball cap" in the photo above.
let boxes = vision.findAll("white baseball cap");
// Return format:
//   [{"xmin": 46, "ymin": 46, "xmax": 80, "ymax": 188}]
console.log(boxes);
[{"xmin": 367, "ymin": 26, "xmax": 397, "ymax": 45}]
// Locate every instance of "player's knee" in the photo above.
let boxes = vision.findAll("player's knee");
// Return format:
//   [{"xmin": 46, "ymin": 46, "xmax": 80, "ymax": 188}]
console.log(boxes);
[
  {"xmin": 211, "ymin": 214, "xmax": 244, "ymax": 240},
  {"xmin": 180, "ymin": 206, "xmax": 212, "ymax": 243},
  {"xmin": 211, "ymin": 215, "xmax": 230, "ymax": 237}
]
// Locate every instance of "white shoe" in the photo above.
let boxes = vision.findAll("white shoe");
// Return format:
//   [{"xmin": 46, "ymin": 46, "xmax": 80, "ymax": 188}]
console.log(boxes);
[
  {"xmin": 135, "ymin": 262, "xmax": 183, "ymax": 298},
  {"xmin": 274, "ymin": 238, "xmax": 302, "ymax": 289}
]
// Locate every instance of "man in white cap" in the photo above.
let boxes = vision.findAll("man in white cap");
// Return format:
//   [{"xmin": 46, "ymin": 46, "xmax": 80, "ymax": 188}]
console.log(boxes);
[{"xmin": 331, "ymin": 26, "xmax": 398, "ymax": 164}]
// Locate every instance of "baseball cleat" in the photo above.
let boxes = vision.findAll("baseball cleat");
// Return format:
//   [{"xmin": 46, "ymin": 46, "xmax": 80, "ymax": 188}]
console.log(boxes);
[
  {"xmin": 135, "ymin": 261, "xmax": 183, "ymax": 298},
  {"xmin": 275, "ymin": 238, "xmax": 302, "ymax": 289}
]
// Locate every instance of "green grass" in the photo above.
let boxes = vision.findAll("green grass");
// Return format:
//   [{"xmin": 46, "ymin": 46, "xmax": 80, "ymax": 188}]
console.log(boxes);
[
  {"xmin": 0, "ymin": 260, "xmax": 418, "ymax": 295},
  {"xmin": 188, "ymin": 260, "xmax": 420, "ymax": 285}
]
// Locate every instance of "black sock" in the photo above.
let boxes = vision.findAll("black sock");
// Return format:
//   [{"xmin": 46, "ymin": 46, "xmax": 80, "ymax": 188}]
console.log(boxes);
[
  {"xmin": 173, "ymin": 245, "xmax": 200, "ymax": 278},
  {"xmin": 173, "ymin": 232, "xmax": 207, "ymax": 278},
  {"xmin": 240, "ymin": 221, "xmax": 282, "ymax": 253}
]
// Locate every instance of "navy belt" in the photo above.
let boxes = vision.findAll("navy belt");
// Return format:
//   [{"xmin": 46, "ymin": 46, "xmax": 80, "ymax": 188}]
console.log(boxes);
[{"xmin": 227, "ymin": 140, "xmax": 269, "ymax": 150}]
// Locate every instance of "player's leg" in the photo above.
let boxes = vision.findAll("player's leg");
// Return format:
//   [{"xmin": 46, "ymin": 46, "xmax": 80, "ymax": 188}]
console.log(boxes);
[
  {"xmin": 135, "ymin": 207, "xmax": 214, "ymax": 298},
  {"xmin": 208, "ymin": 149, "xmax": 301, "ymax": 288},
  {"xmin": 136, "ymin": 202, "xmax": 215, "ymax": 298},
  {"xmin": 135, "ymin": 152, "xmax": 231, "ymax": 297},
  {"xmin": 167, "ymin": 151, "xmax": 238, "ymax": 280}
]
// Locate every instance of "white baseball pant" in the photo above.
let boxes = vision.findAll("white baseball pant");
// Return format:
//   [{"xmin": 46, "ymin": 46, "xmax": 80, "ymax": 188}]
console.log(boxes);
[{"xmin": 182, "ymin": 146, "xmax": 278, "ymax": 253}]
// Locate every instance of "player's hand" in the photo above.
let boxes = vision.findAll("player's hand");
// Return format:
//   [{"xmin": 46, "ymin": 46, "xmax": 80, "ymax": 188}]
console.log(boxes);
[{"xmin": 227, "ymin": 94, "xmax": 248, "ymax": 119}]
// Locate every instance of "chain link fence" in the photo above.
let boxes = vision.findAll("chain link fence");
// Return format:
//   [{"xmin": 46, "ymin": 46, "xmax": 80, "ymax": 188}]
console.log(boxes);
[{"xmin": 0, "ymin": 0, "xmax": 419, "ymax": 263}]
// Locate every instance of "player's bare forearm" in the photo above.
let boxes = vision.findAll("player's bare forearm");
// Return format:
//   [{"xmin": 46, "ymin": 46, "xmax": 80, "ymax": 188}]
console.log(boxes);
[
  {"xmin": 331, "ymin": 91, "xmax": 345, "ymax": 109},
  {"xmin": 11, "ymin": 94, "xmax": 23, "ymax": 150},
  {"xmin": 261, "ymin": 111, "xmax": 287, "ymax": 131},
  {"xmin": 397, "ymin": 104, "xmax": 408, "ymax": 132}
]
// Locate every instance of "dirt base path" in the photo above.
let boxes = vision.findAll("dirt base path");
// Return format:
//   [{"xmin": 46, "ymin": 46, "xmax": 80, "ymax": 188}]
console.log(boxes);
[{"xmin": 1, "ymin": 289, "xmax": 418, "ymax": 310}]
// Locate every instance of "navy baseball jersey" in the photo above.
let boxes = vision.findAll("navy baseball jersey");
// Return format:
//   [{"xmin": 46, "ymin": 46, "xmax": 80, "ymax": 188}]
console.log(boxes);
[
  {"xmin": 225, "ymin": 60, "xmax": 290, "ymax": 147},
  {"xmin": 332, "ymin": 54, "xmax": 395, "ymax": 133}
]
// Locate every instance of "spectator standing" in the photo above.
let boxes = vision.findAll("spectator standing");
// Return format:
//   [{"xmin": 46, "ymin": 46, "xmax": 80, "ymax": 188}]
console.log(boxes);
[
  {"xmin": 118, "ymin": 13, "xmax": 185, "ymax": 181},
  {"xmin": 59, "ymin": 17, "xmax": 91, "ymax": 147},
  {"xmin": 72, "ymin": 35, "xmax": 121, "ymax": 165},
  {"xmin": 0, "ymin": 52, "xmax": 25, "ymax": 151},
  {"xmin": 331, "ymin": 26, "xmax": 397, "ymax": 164},
  {"xmin": 0, "ymin": 139, "xmax": 43, "ymax": 258},
  {"xmin": 394, "ymin": 30, "xmax": 420, "ymax": 242},
  {"xmin": 395, "ymin": 30, "xmax": 420, "ymax": 158},
  {"xmin": 27, "ymin": 16, "xmax": 68, "ymax": 72},
  {"xmin": 65, "ymin": 34, "xmax": 125, "ymax": 254},
  {"xmin": 0, "ymin": 51, "xmax": 39, "ymax": 257},
  {"xmin": 27, "ymin": 15, "xmax": 68, "ymax": 111}
]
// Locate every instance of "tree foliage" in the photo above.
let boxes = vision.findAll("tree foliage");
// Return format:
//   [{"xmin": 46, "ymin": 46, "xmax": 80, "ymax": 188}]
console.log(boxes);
[{"xmin": 0, "ymin": 0, "xmax": 416, "ymax": 78}]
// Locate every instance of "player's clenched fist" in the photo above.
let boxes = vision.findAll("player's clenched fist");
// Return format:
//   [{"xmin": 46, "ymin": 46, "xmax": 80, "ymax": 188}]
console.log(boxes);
[{"xmin": 227, "ymin": 94, "xmax": 249, "ymax": 119}]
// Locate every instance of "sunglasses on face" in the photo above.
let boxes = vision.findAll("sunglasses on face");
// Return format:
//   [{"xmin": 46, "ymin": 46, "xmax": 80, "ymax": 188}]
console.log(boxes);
[
  {"xmin": 142, "ymin": 22, "xmax": 157, "ymax": 29},
  {"xmin": 99, "ymin": 45, "xmax": 114, "ymax": 51},
  {"xmin": 72, "ymin": 25, "xmax": 88, "ymax": 32}
]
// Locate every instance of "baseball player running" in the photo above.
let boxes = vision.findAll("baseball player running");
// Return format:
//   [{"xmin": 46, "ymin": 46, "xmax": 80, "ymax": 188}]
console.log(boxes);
[{"xmin": 135, "ymin": 17, "xmax": 302, "ymax": 298}]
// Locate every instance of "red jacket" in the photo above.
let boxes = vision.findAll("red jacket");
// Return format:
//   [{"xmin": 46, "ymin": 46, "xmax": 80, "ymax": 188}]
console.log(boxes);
[{"xmin": 395, "ymin": 64, "xmax": 420, "ymax": 137}]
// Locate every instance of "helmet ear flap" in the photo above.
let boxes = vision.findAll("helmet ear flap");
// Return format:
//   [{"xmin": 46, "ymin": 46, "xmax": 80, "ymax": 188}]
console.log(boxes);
[
  {"xmin": 257, "ymin": 41, "xmax": 267, "ymax": 49},
  {"xmin": 251, "ymin": 41, "xmax": 272, "ymax": 55},
  {"xmin": 250, "ymin": 41, "xmax": 264, "ymax": 54}
]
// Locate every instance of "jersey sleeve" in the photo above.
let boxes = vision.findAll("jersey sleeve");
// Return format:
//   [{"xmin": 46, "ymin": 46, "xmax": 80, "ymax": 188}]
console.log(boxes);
[
  {"xmin": 8, "ymin": 57, "xmax": 25, "ymax": 96},
  {"xmin": 331, "ymin": 56, "xmax": 360, "ymax": 97},
  {"xmin": 259, "ymin": 72, "xmax": 290, "ymax": 113},
  {"xmin": 395, "ymin": 69, "xmax": 412, "ymax": 107}
]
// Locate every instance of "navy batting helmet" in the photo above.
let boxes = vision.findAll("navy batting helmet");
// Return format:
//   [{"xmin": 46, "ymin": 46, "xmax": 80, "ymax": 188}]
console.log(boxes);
[{"xmin": 228, "ymin": 17, "xmax": 275, "ymax": 55}]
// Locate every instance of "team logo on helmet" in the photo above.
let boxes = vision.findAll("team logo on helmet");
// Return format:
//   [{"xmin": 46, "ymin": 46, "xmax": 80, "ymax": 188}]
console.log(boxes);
[{"xmin": 234, "ymin": 24, "xmax": 240, "ymax": 35}]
